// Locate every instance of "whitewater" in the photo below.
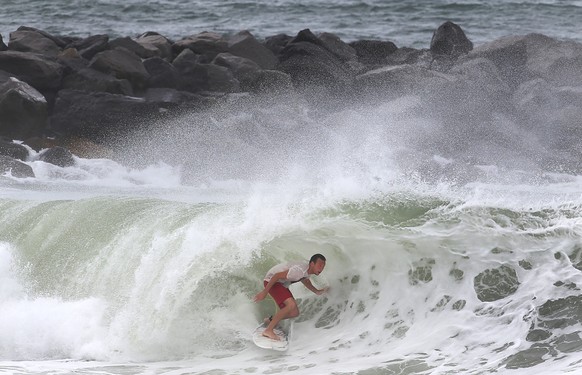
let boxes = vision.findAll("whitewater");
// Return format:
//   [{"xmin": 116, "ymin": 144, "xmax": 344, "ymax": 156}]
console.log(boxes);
[{"xmin": 2, "ymin": 86, "xmax": 582, "ymax": 374}]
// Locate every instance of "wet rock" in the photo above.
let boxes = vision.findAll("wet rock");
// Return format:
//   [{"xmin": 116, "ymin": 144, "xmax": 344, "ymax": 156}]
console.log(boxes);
[
  {"xmin": 67, "ymin": 34, "xmax": 109, "ymax": 60},
  {"xmin": 62, "ymin": 66, "xmax": 133, "ymax": 95},
  {"xmin": 144, "ymin": 57, "xmax": 181, "ymax": 89},
  {"xmin": 89, "ymin": 47, "xmax": 150, "ymax": 89},
  {"xmin": 0, "ymin": 155, "xmax": 34, "ymax": 178},
  {"xmin": 38, "ymin": 146, "xmax": 75, "ymax": 167},
  {"xmin": 0, "ymin": 77, "xmax": 47, "ymax": 140},
  {"xmin": 173, "ymin": 31, "xmax": 228, "ymax": 62},
  {"xmin": 49, "ymin": 89, "xmax": 161, "ymax": 142},
  {"xmin": 0, "ymin": 139, "xmax": 29, "ymax": 160},
  {"xmin": 278, "ymin": 29, "xmax": 355, "ymax": 94},
  {"xmin": 173, "ymin": 50, "xmax": 239, "ymax": 93},
  {"xmin": 349, "ymin": 39, "xmax": 398, "ymax": 66},
  {"xmin": 430, "ymin": 21, "xmax": 473, "ymax": 57},
  {"xmin": 251, "ymin": 69, "xmax": 293, "ymax": 94},
  {"xmin": 0, "ymin": 50, "xmax": 63, "ymax": 91},
  {"xmin": 318, "ymin": 32, "xmax": 358, "ymax": 63},
  {"xmin": 212, "ymin": 52, "xmax": 262, "ymax": 90},
  {"xmin": 474, "ymin": 265, "xmax": 519, "ymax": 302},
  {"xmin": 109, "ymin": 37, "xmax": 157, "ymax": 59},
  {"xmin": 136, "ymin": 32, "xmax": 173, "ymax": 60},
  {"xmin": 8, "ymin": 29, "xmax": 62, "ymax": 57},
  {"xmin": 264, "ymin": 33, "xmax": 292, "ymax": 55},
  {"xmin": 227, "ymin": 30, "xmax": 278, "ymax": 70}
]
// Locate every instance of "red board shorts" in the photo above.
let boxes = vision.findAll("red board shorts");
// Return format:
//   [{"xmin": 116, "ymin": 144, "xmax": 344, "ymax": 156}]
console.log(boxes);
[{"xmin": 264, "ymin": 280, "xmax": 293, "ymax": 309}]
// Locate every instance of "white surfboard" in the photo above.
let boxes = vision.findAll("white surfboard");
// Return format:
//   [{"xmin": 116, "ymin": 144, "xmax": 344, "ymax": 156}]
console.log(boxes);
[{"xmin": 252, "ymin": 321, "xmax": 290, "ymax": 351}]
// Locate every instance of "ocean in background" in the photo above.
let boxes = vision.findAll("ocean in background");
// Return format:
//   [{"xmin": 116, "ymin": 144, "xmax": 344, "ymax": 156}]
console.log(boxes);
[
  {"xmin": 3, "ymin": 1, "xmax": 582, "ymax": 375},
  {"xmin": 1, "ymin": 0, "xmax": 582, "ymax": 47}
]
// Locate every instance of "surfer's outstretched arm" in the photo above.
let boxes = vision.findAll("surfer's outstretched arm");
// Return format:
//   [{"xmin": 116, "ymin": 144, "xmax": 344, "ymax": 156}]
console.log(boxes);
[{"xmin": 301, "ymin": 278, "xmax": 329, "ymax": 295}]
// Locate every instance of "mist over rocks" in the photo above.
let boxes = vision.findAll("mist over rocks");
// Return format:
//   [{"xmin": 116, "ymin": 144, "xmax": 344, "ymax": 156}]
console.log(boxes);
[{"xmin": 0, "ymin": 21, "xmax": 582, "ymax": 179}]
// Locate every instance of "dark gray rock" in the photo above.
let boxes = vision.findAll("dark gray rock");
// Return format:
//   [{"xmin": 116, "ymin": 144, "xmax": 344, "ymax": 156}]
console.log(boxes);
[
  {"xmin": 143, "ymin": 57, "xmax": 180, "ymax": 89},
  {"xmin": 386, "ymin": 47, "xmax": 427, "ymax": 66},
  {"xmin": 0, "ymin": 155, "xmax": 34, "ymax": 177},
  {"xmin": 89, "ymin": 47, "xmax": 150, "ymax": 89},
  {"xmin": 227, "ymin": 31, "xmax": 278, "ymax": 69},
  {"xmin": 136, "ymin": 32, "xmax": 173, "ymax": 60},
  {"xmin": 212, "ymin": 52, "xmax": 262, "ymax": 90},
  {"xmin": 109, "ymin": 37, "xmax": 157, "ymax": 59},
  {"xmin": 62, "ymin": 66, "xmax": 133, "ymax": 95},
  {"xmin": 16, "ymin": 26, "xmax": 67, "ymax": 48},
  {"xmin": 49, "ymin": 89, "xmax": 161, "ymax": 142},
  {"xmin": 0, "ymin": 34, "xmax": 7, "ymax": 51},
  {"xmin": 318, "ymin": 32, "xmax": 358, "ymax": 62},
  {"xmin": 8, "ymin": 29, "xmax": 61, "ymax": 57},
  {"xmin": 0, "ymin": 51, "xmax": 63, "ymax": 91},
  {"xmin": 264, "ymin": 33, "xmax": 292, "ymax": 55},
  {"xmin": 430, "ymin": 21, "xmax": 473, "ymax": 57},
  {"xmin": 173, "ymin": 32, "xmax": 228, "ymax": 62},
  {"xmin": 173, "ymin": 49, "xmax": 239, "ymax": 93},
  {"xmin": 0, "ymin": 77, "xmax": 47, "ymax": 140},
  {"xmin": 38, "ymin": 146, "xmax": 75, "ymax": 167},
  {"xmin": 0, "ymin": 139, "xmax": 29, "ymax": 160},
  {"xmin": 251, "ymin": 70, "xmax": 293, "ymax": 94},
  {"xmin": 349, "ymin": 39, "xmax": 398, "ymax": 66},
  {"xmin": 278, "ymin": 29, "xmax": 355, "ymax": 93},
  {"xmin": 68, "ymin": 34, "xmax": 109, "ymax": 60}
]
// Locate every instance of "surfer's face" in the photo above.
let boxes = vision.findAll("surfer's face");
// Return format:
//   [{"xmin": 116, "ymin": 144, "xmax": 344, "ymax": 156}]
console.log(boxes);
[{"xmin": 310, "ymin": 259, "xmax": 326, "ymax": 275}]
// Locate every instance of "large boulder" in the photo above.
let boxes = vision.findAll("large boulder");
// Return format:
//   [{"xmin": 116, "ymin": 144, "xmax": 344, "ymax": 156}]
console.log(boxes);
[
  {"xmin": 0, "ymin": 51, "xmax": 63, "ymax": 91},
  {"xmin": 8, "ymin": 29, "xmax": 61, "ymax": 57},
  {"xmin": 62, "ymin": 66, "xmax": 133, "ymax": 95},
  {"xmin": 173, "ymin": 50, "xmax": 239, "ymax": 93},
  {"xmin": 67, "ymin": 34, "xmax": 109, "ymax": 60},
  {"xmin": 0, "ymin": 139, "xmax": 29, "ymax": 160},
  {"xmin": 37, "ymin": 146, "xmax": 75, "ymax": 167},
  {"xmin": 430, "ymin": 21, "xmax": 473, "ymax": 57},
  {"xmin": 264, "ymin": 33, "xmax": 292, "ymax": 55},
  {"xmin": 49, "ymin": 89, "xmax": 161, "ymax": 142},
  {"xmin": 109, "ymin": 37, "xmax": 157, "ymax": 59},
  {"xmin": 89, "ymin": 47, "xmax": 150, "ymax": 89},
  {"xmin": 251, "ymin": 70, "xmax": 293, "ymax": 94},
  {"xmin": 173, "ymin": 32, "xmax": 228, "ymax": 62},
  {"xmin": 212, "ymin": 53, "xmax": 262, "ymax": 90},
  {"xmin": 0, "ymin": 77, "xmax": 47, "ymax": 139},
  {"xmin": 349, "ymin": 39, "xmax": 398, "ymax": 66},
  {"xmin": 278, "ymin": 29, "xmax": 356, "ymax": 94},
  {"xmin": 136, "ymin": 32, "xmax": 173, "ymax": 60},
  {"xmin": 143, "ymin": 57, "xmax": 180, "ymax": 89},
  {"xmin": 0, "ymin": 155, "xmax": 34, "ymax": 178},
  {"xmin": 227, "ymin": 31, "xmax": 278, "ymax": 69}
]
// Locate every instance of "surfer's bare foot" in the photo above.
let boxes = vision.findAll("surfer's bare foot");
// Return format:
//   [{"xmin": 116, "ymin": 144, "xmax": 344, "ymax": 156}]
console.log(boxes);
[{"xmin": 262, "ymin": 329, "xmax": 281, "ymax": 341}]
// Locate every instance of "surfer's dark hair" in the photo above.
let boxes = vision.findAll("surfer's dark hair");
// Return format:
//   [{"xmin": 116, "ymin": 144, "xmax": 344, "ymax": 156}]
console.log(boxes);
[{"xmin": 310, "ymin": 254, "xmax": 326, "ymax": 263}]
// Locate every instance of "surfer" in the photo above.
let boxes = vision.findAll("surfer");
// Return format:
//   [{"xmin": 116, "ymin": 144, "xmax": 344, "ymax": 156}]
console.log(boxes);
[{"xmin": 253, "ymin": 253, "xmax": 328, "ymax": 340}]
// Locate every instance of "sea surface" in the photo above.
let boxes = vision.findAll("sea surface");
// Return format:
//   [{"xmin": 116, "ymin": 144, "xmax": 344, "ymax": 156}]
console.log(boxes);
[
  {"xmin": 1, "ymin": 0, "xmax": 582, "ymax": 47},
  {"xmin": 2, "ymin": 1, "xmax": 582, "ymax": 375}
]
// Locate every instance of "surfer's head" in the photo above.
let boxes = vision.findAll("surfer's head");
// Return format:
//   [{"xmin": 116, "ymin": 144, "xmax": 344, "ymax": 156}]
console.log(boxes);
[{"xmin": 309, "ymin": 253, "xmax": 326, "ymax": 275}]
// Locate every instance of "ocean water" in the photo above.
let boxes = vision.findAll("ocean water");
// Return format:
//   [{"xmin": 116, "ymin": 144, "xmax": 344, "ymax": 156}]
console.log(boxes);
[
  {"xmin": 2, "ymin": 1, "xmax": 582, "ymax": 374},
  {"xmin": 1, "ymin": 0, "xmax": 582, "ymax": 47}
]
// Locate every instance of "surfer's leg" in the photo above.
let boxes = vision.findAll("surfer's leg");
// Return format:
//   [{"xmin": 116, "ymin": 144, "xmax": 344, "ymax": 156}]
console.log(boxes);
[{"xmin": 263, "ymin": 297, "xmax": 298, "ymax": 340}]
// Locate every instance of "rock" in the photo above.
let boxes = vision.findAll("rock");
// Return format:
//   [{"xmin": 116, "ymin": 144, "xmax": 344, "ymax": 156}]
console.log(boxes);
[
  {"xmin": 278, "ymin": 29, "xmax": 355, "ymax": 93},
  {"xmin": 251, "ymin": 69, "xmax": 293, "ymax": 94},
  {"xmin": 0, "ymin": 155, "xmax": 34, "ymax": 178},
  {"xmin": 143, "ymin": 57, "xmax": 180, "ymax": 89},
  {"xmin": 264, "ymin": 33, "xmax": 292, "ymax": 55},
  {"xmin": 37, "ymin": 146, "xmax": 75, "ymax": 167},
  {"xmin": 8, "ymin": 29, "xmax": 61, "ymax": 57},
  {"xmin": 173, "ymin": 31, "xmax": 228, "ymax": 62},
  {"xmin": 0, "ymin": 77, "xmax": 47, "ymax": 140},
  {"xmin": 16, "ymin": 26, "xmax": 68, "ymax": 48},
  {"xmin": 136, "ymin": 32, "xmax": 173, "ymax": 60},
  {"xmin": 0, "ymin": 139, "xmax": 29, "ymax": 160},
  {"xmin": 144, "ymin": 88, "xmax": 217, "ymax": 110},
  {"xmin": 68, "ymin": 34, "xmax": 109, "ymax": 60},
  {"xmin": 0, "ymin": 34, "xmax": 7, "ymax": 51},
  {"xmin": 467, "ymin": 34, "xmax": 529, "ymax": 87},
  {"xmin": 386, "ymin": 47, "xmax": 427, "ymax": 66},
  {"xmin": 349, "ymin": 39, "xmax": 398, "ymax": 66},
  {"xmin": 318, "ymin": 32, "xmax": 358, "ymax": 62},
  {"xmin": 212, "ymin": 52, "xmax": 262, "ymax": 90},
  {"xmin": 430, "ymin": 21, "xmax": 473, "ymax": 57},
  {"xmin": 89, "ymin": 47, "xmax": 149, "ymax": 89},
  {"xmin": 0, "ymin": 51, "xmax": 63, "ymax": 91},
  {"xmin": 62, "ymin": 67, "xmax": 133, "ymax": 95},
  {"xmin": 227, "ymin": 31, "xmax": 278, "ymax": 69},
  {"xmin": 49, "ymin": 89, "xmax": 161, "ymax": 142},
  {"xmin": 173, "ymin": 50, "xmax": 239, "ymax": 93},
  {"xmin": 109, "ymin": 37, "xmax": 157, "ymax": 59}
]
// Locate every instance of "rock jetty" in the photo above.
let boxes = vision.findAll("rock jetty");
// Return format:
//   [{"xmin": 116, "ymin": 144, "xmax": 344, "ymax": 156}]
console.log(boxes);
[{"xmin": 1, "ymin": 21, "xmax": 582, "ymax": 178}]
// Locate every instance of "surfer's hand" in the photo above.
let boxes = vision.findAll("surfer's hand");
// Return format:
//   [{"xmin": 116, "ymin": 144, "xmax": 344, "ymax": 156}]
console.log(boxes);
[{"xmin": 253, "ymin": 290, "xmax": 267, "ymax": 302}]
